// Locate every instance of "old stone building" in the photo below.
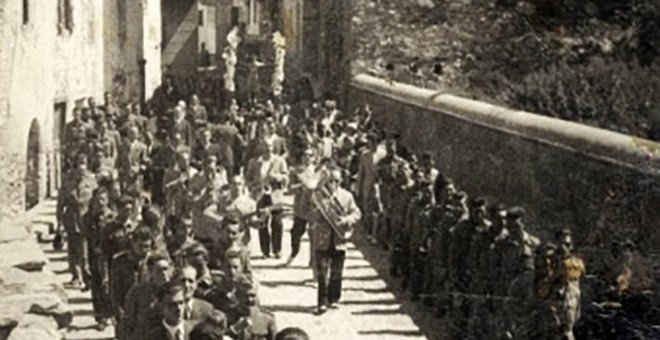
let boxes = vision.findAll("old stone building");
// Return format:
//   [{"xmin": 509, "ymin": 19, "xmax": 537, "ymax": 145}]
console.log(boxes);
[{"xmin": 0, "ymin": 0, "xmax": 162, "ymax": 218}]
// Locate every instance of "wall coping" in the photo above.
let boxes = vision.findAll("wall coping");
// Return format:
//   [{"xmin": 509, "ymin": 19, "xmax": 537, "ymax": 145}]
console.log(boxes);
[{"xmin": 352, "ymin": 74, "xmax": 660, "ymax": 174}]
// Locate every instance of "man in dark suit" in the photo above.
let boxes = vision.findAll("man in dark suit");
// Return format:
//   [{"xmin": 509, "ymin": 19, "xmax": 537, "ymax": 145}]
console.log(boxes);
[
  {"xmin": 176, "ymin": 266, "xmax": 215, "ymax": 321},
  {"xmin": 145, "ymin": 281, "xmax": 198, "ymax": 340}
]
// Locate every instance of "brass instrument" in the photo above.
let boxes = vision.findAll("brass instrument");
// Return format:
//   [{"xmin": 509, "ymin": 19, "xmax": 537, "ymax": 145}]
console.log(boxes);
[{"xmin": 308, "ymin": 175, "xmax": 350, "ymax": 241}]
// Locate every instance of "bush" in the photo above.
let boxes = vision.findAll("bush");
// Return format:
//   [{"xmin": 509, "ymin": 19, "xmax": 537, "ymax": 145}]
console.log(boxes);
[{"xmin": 496, "ymin": 58, "xmax": 660, "ymax": 138}]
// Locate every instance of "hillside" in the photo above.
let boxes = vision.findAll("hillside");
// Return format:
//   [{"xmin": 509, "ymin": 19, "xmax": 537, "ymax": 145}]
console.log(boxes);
[{"xmin": 352, "ymin": 0, "xmax": 660, "ymax": 140}]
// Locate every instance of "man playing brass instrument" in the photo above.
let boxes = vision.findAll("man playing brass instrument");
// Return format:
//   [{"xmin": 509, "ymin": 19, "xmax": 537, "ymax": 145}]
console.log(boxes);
[{"xmin": 309, "ymin": 168, "xmax": 361, "ymax": 315}]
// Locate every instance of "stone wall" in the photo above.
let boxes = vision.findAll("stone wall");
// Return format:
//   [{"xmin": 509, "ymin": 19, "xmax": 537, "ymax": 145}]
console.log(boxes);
[
  {"xmin": 349, "ymin": 74, "xmax": 660, "ymax": 251},
  {"xmin": 0, "ymin": 0, "xmax": 106, "ymax": 219}
]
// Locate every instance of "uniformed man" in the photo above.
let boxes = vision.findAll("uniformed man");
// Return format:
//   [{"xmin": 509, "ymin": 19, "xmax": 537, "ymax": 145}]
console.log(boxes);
[
  {"xmin": 167, "ymin": 216, "xmax": 201, "ymax": 268},
  {"xmin": 407, "ymin": 174, "xmax": 435, "ymax": 301},
  {"xmin": 193, "ymin": 129, "xmax": 234, "ymax": 174},
  {"xmin": 485, "ymin": 204, "xmax": 510, "ymax": 296},
  {"xmin": 188, "ymin": 94, "xmax": 208, "ymax": 128},
  {"xmin": 500, "ymin": 207, "xmax": 540, "ymax": 284},
  {"xmin": 231, "ymin": 281, "xmax": 277, "ymax": 340},
  {"xmin": 63, "ymin": 107, "xmax": 89, "ymax": 171},
  {"xmin": 57, "ymin": 155, "xmax": 97, "ymax": 288},
  {"xmin": 118, "ymin": 252, "xmax": 172, "ymax": 340},
  {"xmin": 110, "ymin": 226, "xmax": 154, "ymax": 323},
  {"xmin": 376, "ymin": 139, "xmax": 409, "ymax": 267},
  {"xmin": 101, "ymin": 196, "xmax": 137, "ymax": 272},
  {"xmin": 205, "ymin": 174, "xmax": 257, "ymax": 248},
  {"xmin": 172, "ymin": 103, "xmax": 195, "ymax": 147},
  {"xmin": 88, "ymin": 119, "xmax": 117, "ymax": 176},
  {"xmin": 308, "ymin": 168, "xmax": 361, "ymax": 314},
  {"xmin": 82, "ymin": 186, "xmax": 116, "ymax": 330},
  {"xmin": 116, "ymin": 126, "xmax": 149, "ymax": 204}
]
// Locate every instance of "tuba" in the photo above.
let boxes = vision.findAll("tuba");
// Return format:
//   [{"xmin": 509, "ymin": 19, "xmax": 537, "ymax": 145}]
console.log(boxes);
[{"xmin": 308, "ymin": 173, "xmax": 350, "ymax": 241}]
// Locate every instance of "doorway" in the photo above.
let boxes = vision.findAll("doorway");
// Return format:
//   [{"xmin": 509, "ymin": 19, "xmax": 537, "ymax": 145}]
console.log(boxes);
[{"xmin": 25, "ymin": 119, "xmax": 41, "ymax": 210}]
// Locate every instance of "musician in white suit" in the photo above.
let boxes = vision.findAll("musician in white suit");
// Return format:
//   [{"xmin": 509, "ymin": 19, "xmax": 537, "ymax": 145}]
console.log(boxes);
[
  {"xmin": 308, "ymin": 168, "xmax": 361, "ymax": 314},
  {"xmin": 244, "ymin": 139, "xmax": 289, "ymax": 259}
]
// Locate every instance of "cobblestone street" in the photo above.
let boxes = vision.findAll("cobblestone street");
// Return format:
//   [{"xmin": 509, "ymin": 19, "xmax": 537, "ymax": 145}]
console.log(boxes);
[{"xmin": 31, "ymin": 200, "xmax": 437, "ymax": 340}]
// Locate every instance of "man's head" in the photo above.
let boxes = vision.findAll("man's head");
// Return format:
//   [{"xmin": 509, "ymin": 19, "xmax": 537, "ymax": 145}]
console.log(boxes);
[
  {"xmin": 260, "ymin": 139, "xmax": 274, "ymax": 158},
  {"xmin": 224, "ymin": 250, "xmax": 243, "ymax": 280},
  {"xmin": 177, "ymin": 150, "xmax": 191, "ymax": 169},
  {"xmin": 506, "ymin": 206, "xmax": 526, "ymax": 234},
  {"xmin": 81, "ymin": 108, "xmax": 91, "ymax": 121},
  {"xmin": 76, "ymin": 155, "xmax": 88, "ymax": 172},
  {"xmin": 489, "ymin": 203, "xmax": 507, "ymax": 233},
  {"xmin": 147, "ymin": 252, "xmax": 172, "ymax": 284},
  {"xmin": 191, "ymin": 94, "xmax": 200, "ymax": 105},
  {"xmin": 95, "ymin": 119, "xmax": 107, "ymax": 136},
  {"xmin": 159, "ymin": 281, "xmax": 186, "ymax": 326},
  {"xmin": 224, "ymin": 218, "xmax": 242, "ymax": 244},
  {"xmin": 324, "ymin": 168, "xmax": 342, "ymax": 194},
  {"xmin": 302, "ymin": 148, "xmax": 315, "ymax": 166},
  {"xmin": 201, "ymin": 129, "xmax": 212, "ymax": 144},
  {"xmin": 117, "ymin": 196, "xmax": 134, "ymax": 219},
  {"xmin": 127, "ymin": 126, "xmax": 139, "ymax": 142},
  {"xmin": 130, "ymin": 226, "xmax": 154, "ymax": 258},
  {"xmin": 276, "ymin": 327, "xmax": 310, "ymax": 340},
  {"xmin": 175, "ymin": 265, "xmax": 198, "ymax": 300},
  {"xmin": 385, "ymin": 139, "xmax": 397, "ymax": 156},
  {"xmin": 173, "ymin": 216, "xmax": 194, "ymax": 242},
  {"xmin": 556, "ymin": 228, "xmax": 573, "ymax": 255},
  {"xmin": 88, "ymin": 97, "xmax": 97, "ymax": 108},
  {"xmin": 187, "ymin": 243, "xmax": 210, "ymax": 269},
  {"xmin": 229, "ymin": 175, "xmax": 245, "ymax": 196},
  {"xmin": 72, "ymin": 107, "xmax": 81, "ymax": 121},
  {"xmin": 469, "ymin": 196, "xmax": 488, "ymax": 225},
  {"xmin": 204, "ymin": 155, "xmax": 217, "ymax": 173},
  {"xmin": 190, "ymin": 310, "xmax": 228, "ymax": 340},
  {"xmin": 103, "ymin": 92, "xmax": 112, "ymax": 104}
]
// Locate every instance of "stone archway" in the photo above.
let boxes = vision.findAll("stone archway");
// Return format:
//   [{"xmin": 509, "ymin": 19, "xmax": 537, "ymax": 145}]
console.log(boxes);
[{"xmin": 25, "ymin": 119, "xmax": 40, "ymax": 210}]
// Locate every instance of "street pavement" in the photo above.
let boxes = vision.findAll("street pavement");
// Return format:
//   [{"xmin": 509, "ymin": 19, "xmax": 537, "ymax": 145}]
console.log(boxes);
[{"xmin": 30, "ymin": 199, "xmax": 434, "ymax": 340}]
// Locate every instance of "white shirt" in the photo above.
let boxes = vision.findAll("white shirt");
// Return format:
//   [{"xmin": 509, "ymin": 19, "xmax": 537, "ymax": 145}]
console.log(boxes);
[
  {"xmin": 162, "ymin": 319, "xmax": 185, "ymax": 340},
  {"xmin": 259, "ymin": 156, "xmax": 274, "ymax": 181}
]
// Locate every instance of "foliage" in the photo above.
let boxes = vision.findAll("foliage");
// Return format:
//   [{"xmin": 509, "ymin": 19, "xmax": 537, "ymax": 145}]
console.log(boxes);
[
  {"xmin": 352, "ymin": 0, "xmax": 660, "ymax": 139},
  {"xmin": 495, "ymin": 58, "xmax": 660, "ymax": 138}
]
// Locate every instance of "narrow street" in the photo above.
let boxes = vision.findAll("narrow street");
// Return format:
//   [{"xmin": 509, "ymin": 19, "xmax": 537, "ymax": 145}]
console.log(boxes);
[{"xmin": 30, "ymin": 200, "xmax": 437, "ymax": 340}]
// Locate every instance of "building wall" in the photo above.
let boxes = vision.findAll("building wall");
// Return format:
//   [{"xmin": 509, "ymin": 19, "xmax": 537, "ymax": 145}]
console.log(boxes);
[
  {"xmin": 350, "ymin": 74, "xmax": 660, "ymax": 252},
  {"xmin": 162, "ymin": 0, "xmax": 199, "ymax": 76},
  {"xmin": 0, "ymin": 0, "xmax": 105, "ymax": 218},
  {"xmin": 143, "ymin": 0, "xmax": 162, "ymax": 99}
]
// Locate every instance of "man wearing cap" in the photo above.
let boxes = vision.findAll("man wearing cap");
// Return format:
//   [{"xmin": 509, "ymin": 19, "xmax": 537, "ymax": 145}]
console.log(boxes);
[
  {"xmin": 286, "ymin": 147, "xmax": 317, "ymax": 266},
  {"xmin": 309, "ymin": 168, "xmax": 361, "ymax": 314},
  {"xmin": 500, "ymin": 206, "xmax": 540, "ymax": 285}
]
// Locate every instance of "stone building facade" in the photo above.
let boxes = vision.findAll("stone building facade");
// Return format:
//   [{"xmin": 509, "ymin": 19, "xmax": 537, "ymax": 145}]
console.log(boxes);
[{"xmin": 0, "ymin": 0, "xmax": 161, "ymax": 219}]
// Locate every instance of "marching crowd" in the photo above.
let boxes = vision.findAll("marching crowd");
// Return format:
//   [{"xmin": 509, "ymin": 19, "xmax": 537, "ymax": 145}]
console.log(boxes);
[{"xmin": 55, "ymin": 75, "xmax": 649, "ymax": 340}]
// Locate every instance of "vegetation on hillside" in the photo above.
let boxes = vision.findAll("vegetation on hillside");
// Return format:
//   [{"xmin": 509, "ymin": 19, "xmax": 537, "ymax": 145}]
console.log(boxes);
[{"xmin": 352, "ymin": 0, "xmax": 660, "ymax": 140}]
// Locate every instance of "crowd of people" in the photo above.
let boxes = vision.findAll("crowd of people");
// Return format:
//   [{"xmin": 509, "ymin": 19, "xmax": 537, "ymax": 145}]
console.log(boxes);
[{"xmin": 55, "ymin": 72, "xmax": 651, "ymax": 340}]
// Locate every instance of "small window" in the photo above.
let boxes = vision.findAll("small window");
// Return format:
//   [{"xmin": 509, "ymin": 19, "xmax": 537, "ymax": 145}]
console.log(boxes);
[
  {"xmin": 57, "ymin": 0, "xmax": 74, "ymax": 34},
  {"xmin": 198, "ymin": 9, "xmax": 204, "ymax": 26},
  {"xmin": 22, "ymin": 0, "xmax": 29, "ymax": 24}
]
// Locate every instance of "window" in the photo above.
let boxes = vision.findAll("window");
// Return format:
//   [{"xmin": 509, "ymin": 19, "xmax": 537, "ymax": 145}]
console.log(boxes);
[
  {"xmin": 22, "ymin": 0, "xmax": 29, "ymax": 24},
  {"xmin": 57, "ymin": 0, "xmax": 74, "ymax": 34},
  {"xmin": 198, "ymin": 9, "xmax": 204, "ymax": 26}
]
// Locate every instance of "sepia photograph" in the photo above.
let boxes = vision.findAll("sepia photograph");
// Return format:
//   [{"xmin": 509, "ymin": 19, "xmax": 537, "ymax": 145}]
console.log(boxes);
[{"xmin": 0, "ymin": 0, "xmax": 658, "ymax": 339}]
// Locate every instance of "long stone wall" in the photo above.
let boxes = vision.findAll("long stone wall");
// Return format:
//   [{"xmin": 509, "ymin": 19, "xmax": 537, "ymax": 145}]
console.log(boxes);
[{"xmin": 349, "ymin": 74, "xmax": 660, "ymax": 251}]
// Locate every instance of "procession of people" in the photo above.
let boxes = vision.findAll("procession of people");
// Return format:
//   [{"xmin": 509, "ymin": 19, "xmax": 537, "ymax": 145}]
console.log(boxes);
[{"xmin": 47, "ymin": 21, "xmax": 616, "ymax": 340}]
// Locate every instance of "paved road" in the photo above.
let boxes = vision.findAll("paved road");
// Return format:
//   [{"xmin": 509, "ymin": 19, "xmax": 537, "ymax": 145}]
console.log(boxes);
[{"xmin": 30, "ymin": 200, "xmax": 436, "ymax": 340}]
